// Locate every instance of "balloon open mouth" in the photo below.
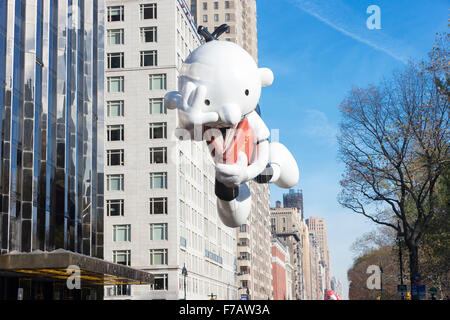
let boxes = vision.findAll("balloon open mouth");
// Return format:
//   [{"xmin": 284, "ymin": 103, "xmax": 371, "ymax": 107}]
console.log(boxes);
[{"xmin": 213, "ymin": 120, "xmax": 237, "ymax": 129}]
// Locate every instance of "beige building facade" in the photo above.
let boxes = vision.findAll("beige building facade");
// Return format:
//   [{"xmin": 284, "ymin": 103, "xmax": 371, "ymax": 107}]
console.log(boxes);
[
  {"xmin": 306, "ymin": 216, "xmax": 331, "ymax": 290},
  {"xmin": 270, "ymin": 205, "xmax": 306, "ymax": 299},
  {"xmin": 187, "ymin": 0, "xmax": 258, "ymax": 61}
]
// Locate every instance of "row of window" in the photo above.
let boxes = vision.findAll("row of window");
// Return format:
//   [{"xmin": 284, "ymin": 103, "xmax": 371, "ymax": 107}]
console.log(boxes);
[
  {"xmin": 202, "ymin": 13, "xmax": 231, "ymax": 23},
  {"xmin": 106, "ymin": 172, "xmax": 168, "ymax": 191},
  {"xmin": 106, "ymin": 122, "xmax": 167, "ymax": 142},
  {"xmin": 106, "ymin": 274, "xmax": 167, "ymax": 296},
  {"xmin": 107, "ymin": 98, "xmax": 166, "ymax": 117},
  {"xmin": 113, "ymin": 249, "xmax": 168, "ymax": 266},
  {"xmin": 113, "ymin": 223, "xmax": 168, "ymax": 241},
  {"xmin": 107, "ymin": 4, "xmax": 157, "ymax": 22},
  {"xmin": 107, "ymin": 27, "xmax": 157, "ymax": 45},
  {"xmin": 107, "ymin": 51, "xmax": 157, "ymax": 69},
  {"xmin": 107, "ymin": 74, "xmax": 167, "ymax": 92},
  {"xmin": 106, "ymin": 147, "xmax": 167, "ymax": 166},
  {"xmin": 106, "ymin": 197, "xmax": 168, "ymax": 216},
  {"xmin": 201, "ymin": 1, "xmax": 231, "ymax": 10}
]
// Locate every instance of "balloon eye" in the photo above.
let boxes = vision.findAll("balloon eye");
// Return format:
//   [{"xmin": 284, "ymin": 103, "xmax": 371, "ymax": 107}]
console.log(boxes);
[
  {"xmin": 245, "ymin": 89, "xmax": 249, "ymax": 96},
  {"xmin": 205, "ymin": 99, "xmax": 210, "ymax": 106}
]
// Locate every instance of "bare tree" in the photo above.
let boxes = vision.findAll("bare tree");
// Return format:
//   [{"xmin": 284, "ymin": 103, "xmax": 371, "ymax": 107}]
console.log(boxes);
[{"xmin": 338, "ymin": 34, "xmax": 449, "ymax": 298}]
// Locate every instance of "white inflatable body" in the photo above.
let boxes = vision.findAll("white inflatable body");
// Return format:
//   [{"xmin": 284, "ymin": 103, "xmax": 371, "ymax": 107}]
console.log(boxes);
[{"xmin": 165, "ymin": 27, "xmax": 299, "ymax": 228}]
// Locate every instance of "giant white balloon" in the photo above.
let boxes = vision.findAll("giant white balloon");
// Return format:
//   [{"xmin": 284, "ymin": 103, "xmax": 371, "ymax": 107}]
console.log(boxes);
[{"xmin": 165, "ymin": 27, "xmax": 299, "ymax": 228}]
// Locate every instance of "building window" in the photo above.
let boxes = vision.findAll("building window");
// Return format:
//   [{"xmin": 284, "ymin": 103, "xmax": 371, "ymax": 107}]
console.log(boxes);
[
  {"xmin": 107, "ymin": 149, "xmax": 124, "ymax": 166},
  {"xmin": 140, "ymin": 50, "xmax": 157, "ymax": 67},
  {"xmin": 113, "ymin": 224, "xmax": 131, "ymax": 241},
  {"xmin": 107, "ymin": 76, "xmax": 124, "ymax": 92},
  {"xmin": 149, "ymin": 249, "xmax": 168, "ymax": 265},
  {"xmin": 150, "ymin": 197, "xmax": 168, "ymax": 214},
  {"xmin": 149, "ymin": 122, "xmax": 167, "ymax": 139},
  {"xmin": 140, "ymin": 26, "xmax": 157, "ymax": 43},
  {"xmin": 203, "ymin": 15, "xmax": 208, "ymax": 22},
  {"xmin": 151, "ymin": 274, "xmax": 168, "ymax": 290},
  {"xmin": 225, "ymin": 13, "xmax": 230, "ymax": 21},
  {"xmin": 107, "ymin": 285, "xmax": 130, "ymax": 296},
  {"xmin": 214, "ymin": 2, "xmax": 219, "ymax": 9},
  {"xmin": 107, "ymin": 100, "xmax": 124, "ymax": 117},
  {"xmin": 149, "ymin": 98, "xmax": 165, "ymax": 114},
  {"xmin": 107, "ymin": 29, "xmax": 124, "ymax": 45},
  {"xmin": 150, "ymin": 223, "xmax": 168, "ymax": 240},
  {"xmin": 140, "ymin": 3, "xmax": 157, "ymax": 19},
  {"xmin": 203, "ymin": 2, "xmax": 207, "ymax": 10},
  {"xmin": 107, "ymin": 52, "xmax": 124, "ymax": 69},
  {"xmin": 149, "ymin": 147, "xmax": 167, "ymax": 164},
  {"xmin": 107, "ymin": 6, "xmax": 124, "ymax": 22},
  {"xmin": 107, "ymin": 199, "xmax": 124, "ymax": 216},
  {"xmin": 113, "ymin": 250, "xmax": 131, "ymax": 266},
  {"xmin": 214, "ymin": 14, "xmax": 219, "ymax": 22},
  {"xmin": 107, "ymin": 174, "xmax": 124, "ymax": 191},
  {"xmin": 225, "ymin": 1, "xmax": 230, "ymax": 9},
  {"xmin": 107, "ymin": 124, "xmax": 124, "ymax": 141},
  {"xmin": 149, "ymin": 74, "xmax": 167, "ymax": 90},
  {"xmin": 150, "ymin": 172, "xmax": 167, "ymax": 189}
]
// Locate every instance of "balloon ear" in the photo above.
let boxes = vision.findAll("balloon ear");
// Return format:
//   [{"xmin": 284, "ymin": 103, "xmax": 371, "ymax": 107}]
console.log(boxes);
[{"xmin": 259, "ymin": 68, "xmax": 274, "ymax": 87}]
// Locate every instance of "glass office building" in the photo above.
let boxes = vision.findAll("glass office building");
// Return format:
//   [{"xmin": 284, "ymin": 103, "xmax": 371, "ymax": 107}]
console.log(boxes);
[{"xmin": 0, "ymin": 0, "xmax": 153, "ymax": 299}]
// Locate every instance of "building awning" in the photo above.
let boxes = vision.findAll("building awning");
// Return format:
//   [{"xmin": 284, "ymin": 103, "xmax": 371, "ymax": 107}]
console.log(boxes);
[{"xmin": 0, "ymin": 249, "xmax": 154, "ymax": 286}]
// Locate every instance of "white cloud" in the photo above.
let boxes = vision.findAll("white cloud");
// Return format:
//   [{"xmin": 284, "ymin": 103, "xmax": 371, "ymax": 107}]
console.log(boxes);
[{"xmin": 303, "ymin": 109, "xmax": 337, "ymax": 145}]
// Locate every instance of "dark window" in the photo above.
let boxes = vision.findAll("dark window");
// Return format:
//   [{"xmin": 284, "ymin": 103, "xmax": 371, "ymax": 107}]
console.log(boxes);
[
  {"xmin": 141, "ymin": 50, "xmax": 157, "ymax": 67},
  {"xmin": 108, "ymin": 6, "xmax": 124, "ymax": 22},
  {"xmin": 140, "ymin": 3, "xmax": 157, "ymax": 19},
  {"xmin": 107, "ymin": 199, "xmax": 124, "ymax": 216}
]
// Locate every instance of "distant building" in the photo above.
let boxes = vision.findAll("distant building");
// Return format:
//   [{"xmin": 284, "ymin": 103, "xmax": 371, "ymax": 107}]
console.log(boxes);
[
  {"xmin": 271, "ymin": 237, "xmax": 288, "ymax": 300},
  {"xmin": 187, "ymin": 0, "xmax": 258, "ymax": 62},
  {"xmin": 306, "ymin": 217, "xmax": 331, "ymax": 290},
  {"xmin": 270, "ymin": 206, "xmax": 305, "ymax": 299},
  {"xmin": 283, "ymin": 189, "xmax": 304, "ymax": 220},
  {"xmin": 308, "ymin": 233, "xmax": 320, "ymax": 300},
  {"xmin": 331, "ymin": 276, "xmax": 343, "ymax": 298}
]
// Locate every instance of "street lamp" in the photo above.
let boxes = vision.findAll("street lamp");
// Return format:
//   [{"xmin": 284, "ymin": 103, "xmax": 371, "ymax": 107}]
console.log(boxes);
[
  {"xmin": 379, "ymin": 264, "xmax": 383, "ymax": 300},
  {"xmin": 397, "ymin": 221, "xmax": 405, "ymax": 300},
  {"xmin": 182, "ymin": 263, "xmax": 188, "ymax": 300}
]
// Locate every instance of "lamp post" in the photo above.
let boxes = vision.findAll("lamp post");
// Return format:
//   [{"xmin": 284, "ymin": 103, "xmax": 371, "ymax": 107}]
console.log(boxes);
[
  {"xmin": 379, "ymin": 264, "xmax": 383, "ymax": 300},
  {"xmin": 397, "ymin": 221, "xmax": 405, "ymax": 300},
  {"xmin": 182, "ymin": 263, "xmax": 188, "ymax": 300}
]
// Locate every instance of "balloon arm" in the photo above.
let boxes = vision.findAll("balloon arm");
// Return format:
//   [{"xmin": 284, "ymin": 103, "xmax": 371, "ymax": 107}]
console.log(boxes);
[
  {"xmin": 245, "ymin": 139, "xmax": 269, "ymax": 180},
  {"xmin": 164, "ymin": 91, "xmax": 181, "ymax": 110}
]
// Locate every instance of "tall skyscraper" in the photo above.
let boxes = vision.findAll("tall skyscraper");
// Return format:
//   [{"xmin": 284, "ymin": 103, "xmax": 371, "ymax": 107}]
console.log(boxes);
[
  {"xmin": 188, "ymin": 0, "xmax": 273, "ymax": 300},
  {"xmin": 283, "ymin": 189, "xmax": 303, "ymax": 220},
  {"xmin": 103, "ymin": 0, "xmax": 238, "ymax": 300},
  {"xmin": 306, "ymin": 216, "xmax": 331, "ymax": 291},
  {"xmin": 0, "ymin": 0, "xmax": 153, "ymax": 300}
]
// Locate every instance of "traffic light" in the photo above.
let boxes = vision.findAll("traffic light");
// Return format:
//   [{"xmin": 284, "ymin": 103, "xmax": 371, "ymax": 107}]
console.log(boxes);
[{"xmin": 406, "ymin": 292, "xmax": 411, "ymax": 300}]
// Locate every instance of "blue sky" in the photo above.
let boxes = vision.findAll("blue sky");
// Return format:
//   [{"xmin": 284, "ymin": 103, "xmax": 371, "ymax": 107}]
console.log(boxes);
[{"xmin": 256, "ymin": 0, "xmax": 448, "ymax": 298}]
